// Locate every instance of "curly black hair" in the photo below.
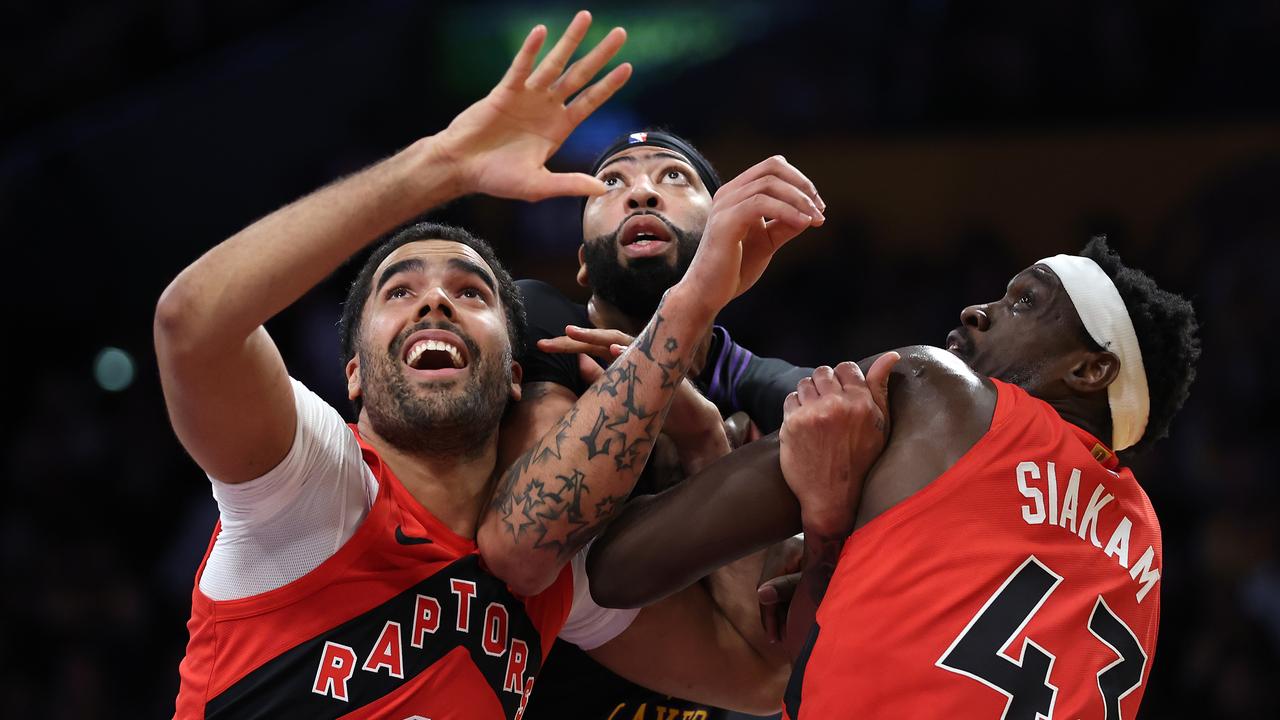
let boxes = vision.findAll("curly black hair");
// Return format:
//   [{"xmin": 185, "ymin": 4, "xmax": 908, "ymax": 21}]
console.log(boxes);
[
  {"xmin": 1081, "ymin": 236, "xmax": 1200, "ymax": 456},
  {"xmin": 337, "ymin": 221, "xmax": 527, "ymax": 415}
]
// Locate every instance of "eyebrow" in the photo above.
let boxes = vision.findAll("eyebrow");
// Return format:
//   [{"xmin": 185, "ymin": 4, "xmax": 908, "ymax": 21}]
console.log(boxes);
[
  {"xmin": 373, "ymin": 257, "xmax": 497, "ymax": 297},
  {"xmin": 1007, "ymin": 265, "xmax": 1054, "ymax": 293},
  {"xmin": 448, "ymin": 257, "xmax": 497, "ymax": 294},
  {"xmin": 1028, "ymin": 265, "xmax": 1057, "ymax": 290},
  {"xmin": 597, "ymin": 151, "xmax": 694, "ymax": 174},
  {"xmin": 375, "ymin": 258, "xmax": 424, "ymax": 296}
]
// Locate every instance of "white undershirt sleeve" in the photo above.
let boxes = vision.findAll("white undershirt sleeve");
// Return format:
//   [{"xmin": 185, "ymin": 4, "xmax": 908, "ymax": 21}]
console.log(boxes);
[
  {"xmin": 558, "ymin": 545, "xmax": 641, "ymax": 650},
  {"xmin": 198, "ymin": 378, "xmax": 377, "ymax": 601}
]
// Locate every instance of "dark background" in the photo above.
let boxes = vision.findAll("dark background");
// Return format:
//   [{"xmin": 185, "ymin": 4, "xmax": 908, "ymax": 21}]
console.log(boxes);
[{"xmin": 3, "ymin": 1, "xmax": 1277, "ymax": 716}]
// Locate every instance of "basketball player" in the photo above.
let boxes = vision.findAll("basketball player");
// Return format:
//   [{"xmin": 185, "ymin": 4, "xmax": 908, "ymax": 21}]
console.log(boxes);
[
  {"xmin": 155, "ymin": 13, "xmax": 848, "ymax": 717},
  {"xmin": 506, "ymin": 131, "xmax": 811, "ymax": 720},
  {"xmin": 586, "ymin": 237, "xmax": 1200, "ymax": 719}
]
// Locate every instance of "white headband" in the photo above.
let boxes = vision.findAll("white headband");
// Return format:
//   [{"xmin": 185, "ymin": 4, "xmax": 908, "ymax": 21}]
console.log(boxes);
[{"xmin": 1037, "ymin": 254, "xmax": 1149, "ymax": 451}]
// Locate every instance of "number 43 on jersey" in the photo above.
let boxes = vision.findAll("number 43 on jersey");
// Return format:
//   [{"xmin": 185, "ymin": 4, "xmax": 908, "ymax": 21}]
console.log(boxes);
[{"xmin": 936, "ymin": 555, "xmax": 1148, "ymax": 720}]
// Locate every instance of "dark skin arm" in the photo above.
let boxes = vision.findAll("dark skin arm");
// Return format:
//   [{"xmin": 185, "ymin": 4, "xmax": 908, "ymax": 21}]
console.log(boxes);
[
  {"xmin": 587, "ymin": 346, "xmax": 996, "ymax": 614},
  {"xmin": 587, "ymin": 434, "xmax": 800, "ymax": 607}
]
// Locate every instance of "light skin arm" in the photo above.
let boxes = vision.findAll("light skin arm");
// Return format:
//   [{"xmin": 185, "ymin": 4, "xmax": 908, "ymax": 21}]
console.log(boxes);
[
  {"xmin": 154, "ymin": 135, "xmax": 458, "ymax": 483},
  {"xmin": 481, "ymin": 152, "xmax": 827, "ymax": 595},
  {"xmin": 155, "ymin": 12, "xmax": 631, "ymax": 483},
  {"xmin": 587, "ymin": 582, "xmax": 790, "ymax": 715}
]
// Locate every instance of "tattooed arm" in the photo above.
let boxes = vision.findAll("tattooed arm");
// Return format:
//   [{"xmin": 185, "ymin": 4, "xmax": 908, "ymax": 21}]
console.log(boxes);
[
  {"xmin": 531, "ymin": 323, "xmax": 735, "ymax": 474},
  {"xmin": 478, "ymin": 155, "xmax": 827, "ymax": 595},
  {"xmin": 483, "ymin": 299, "xmax": 709, "ymax": 589},
  {"xmin": 586, "ymin": 357, "xmax": 897, "ymax": 609}
]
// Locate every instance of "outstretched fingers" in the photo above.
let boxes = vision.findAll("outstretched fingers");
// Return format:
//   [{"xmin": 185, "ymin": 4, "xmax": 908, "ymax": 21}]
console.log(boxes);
[
  {"xmin": 719, "ymin": 155, "xmax": 824, "ymax": 214},
  {"xmin": 528, "ymin": 168, "xmax": 607, "ymax": 200},
  {"xmin": 566, "ymin": 62, "xmax": 633, "ymax": 125},
  {"xmin": 538, "ymin": 337, "xmax": 608, "ymax": 359},
  {"xmin": 717, "ymin": 174, "xmax": 824, "ymax": 226},
  {"xmin": 553, "ymin": 26, "xmax": 627, "ymax": 100},
  {"xmin": 501, "ymin": 24, "xmax": 549, "ymax": 89},
  {"xmin": 736, "ymin": 193, "xmax": 815, "ymax": 237},
  {"xmin": 527, "ymin": 10, "xmax": 593, "ymax": 90},
  {"xmin": 565, "ymin": 325, "xmax": 634, "ymax": 347},
  {"xmin": 537, "ymin": 325, "xmax": 635, "ymax": 359}
]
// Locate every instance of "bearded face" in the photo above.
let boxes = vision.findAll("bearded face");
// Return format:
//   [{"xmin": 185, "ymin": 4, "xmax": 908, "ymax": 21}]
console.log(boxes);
[
  {"xmin": 358, "ymin": 319, "xmax": 512, "ymax": 459},
  {"xmin": 583, "ymin": 213, "xmax": 701, "ymax": 320}
]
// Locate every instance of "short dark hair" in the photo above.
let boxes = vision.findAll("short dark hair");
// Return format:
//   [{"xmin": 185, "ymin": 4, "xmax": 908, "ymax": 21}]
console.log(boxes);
[
  {"xmin": 338, "ymin": 221, "xmax": 527, "ymax": 414},
  {"xmin": 1081, "ymin": 236, "xmax": 1200, "ymax": 456}
]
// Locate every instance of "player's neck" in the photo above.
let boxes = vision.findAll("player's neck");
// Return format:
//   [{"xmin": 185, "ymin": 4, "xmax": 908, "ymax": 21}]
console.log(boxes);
[
  {"xmin": 586, "ymin": 294, "xmax": 646, "ymax": 336},
  {"xmin": 1049, "ymin": 395, "xmax": 1113, "ymax": 451},
  {"xmin": 357, "ymin": 422, "xmax": 498, "ymax": 539}
]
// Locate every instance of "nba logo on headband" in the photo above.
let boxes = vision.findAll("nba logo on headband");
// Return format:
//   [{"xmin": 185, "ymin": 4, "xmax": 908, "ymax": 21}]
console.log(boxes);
[{"xmin": 590, "ymin": 130, "xmax": 723, "ymax": 195}]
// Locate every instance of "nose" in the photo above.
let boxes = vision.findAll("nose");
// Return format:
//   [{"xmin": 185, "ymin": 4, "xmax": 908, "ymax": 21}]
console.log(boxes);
[
  {"xmin": 416, "ymin": 286, "xmax": 455, "ymax": 321},
  {"xmin": 961, "ymin": 303, "xmax": 990, "ymax": 331},
  {"xmin": 626, "ymin": 175, "xmax": 661, "ymax": 210}
]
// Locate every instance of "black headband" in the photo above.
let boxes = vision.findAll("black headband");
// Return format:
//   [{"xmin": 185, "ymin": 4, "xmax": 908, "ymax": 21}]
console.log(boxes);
[{"xmin": 588, "ymin": 130, "xmax": 722, "ymax": 195}]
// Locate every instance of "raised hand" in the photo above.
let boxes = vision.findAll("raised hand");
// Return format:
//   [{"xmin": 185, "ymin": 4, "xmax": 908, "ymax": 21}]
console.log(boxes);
[
  {"xmin": 433, "ymin": 11, "xmax": 632, "ymax": 201},
  {"xmin": 675, "ymin": 156, "xmax": 826, "ymax": 316},
  {"xmin": 779, "ymin": 355, "xmax": 898, "ymax": 536}
]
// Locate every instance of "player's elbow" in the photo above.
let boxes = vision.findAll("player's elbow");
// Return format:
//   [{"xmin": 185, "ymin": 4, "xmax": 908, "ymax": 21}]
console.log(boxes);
[
  {"xmin": 155, "ymin": 278, "xmax": 202, "ymax": 360},
  {"xmin": 476, "ymin": 524, "xmax": 559, "ymax": 597},
  {"xmin": 496, "ymin": 562, "xmax": 554, "ymax": 598}
]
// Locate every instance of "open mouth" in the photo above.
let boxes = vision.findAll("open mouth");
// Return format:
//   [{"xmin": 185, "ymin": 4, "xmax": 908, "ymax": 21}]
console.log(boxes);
[
  {"xmin": 620, "ymin": 214, "xmax": 674, "ymax": 258},
  {"xmin": 401, "ymin": 330, "xmax": 470, "ymax": 372},
  {"xmin": 945, "ymin": 328, "xmax": 970, "ymax": 357}
]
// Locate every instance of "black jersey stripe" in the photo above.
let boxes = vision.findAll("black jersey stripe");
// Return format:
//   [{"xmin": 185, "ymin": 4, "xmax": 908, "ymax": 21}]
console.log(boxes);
[
  {"xmin": 783, "ymin": 621, "xmax": 821, "ymax": 720},
  {"xmin": 206, "ymin": 554, "xmax": 543, "ymax": 719}
]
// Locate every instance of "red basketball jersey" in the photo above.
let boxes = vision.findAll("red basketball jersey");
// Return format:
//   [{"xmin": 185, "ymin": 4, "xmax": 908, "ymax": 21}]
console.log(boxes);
[
  {"xmin": 174, "ymin": 428, "xmax": 575, "ymax": 719},
  {"xmin": 786, "ymin": 379, "xmax": 1162, "ymax": 720}
]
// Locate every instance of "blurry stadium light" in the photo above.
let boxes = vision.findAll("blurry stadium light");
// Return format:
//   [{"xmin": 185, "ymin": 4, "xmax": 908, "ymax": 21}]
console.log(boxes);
[
  {"xmin": 439, "ymin": 3, "xmax": 779, "ymax": 165},
  {"xmin": 94, "ymin": 346, "xmax": 136, "ymax": 392},
  {"xmin": 439, "ymin": 3, "xmax": 777, "ymax": 97}
]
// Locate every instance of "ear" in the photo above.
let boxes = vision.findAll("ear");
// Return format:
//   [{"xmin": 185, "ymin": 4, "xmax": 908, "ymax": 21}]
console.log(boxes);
[
  {"xmin": 576, "ymin": 244, "xmax": 590, "ymax": 288},
  {"xmin": 345, "ymin": 356, "xmax": 362, "ymax": 402},
  {"xmin": 1065, "ymin": 350, "xmax": 1120, "ymax": 394},
  {"xmin": 509, "ymin": 359, "xmax": 524, "ymax": 402}
]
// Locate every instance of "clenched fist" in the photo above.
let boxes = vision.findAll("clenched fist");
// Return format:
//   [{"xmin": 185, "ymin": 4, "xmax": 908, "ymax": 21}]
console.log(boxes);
[{"xmin": 779, "ymin": 355, "xmax": 899, "ymax": 537}]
